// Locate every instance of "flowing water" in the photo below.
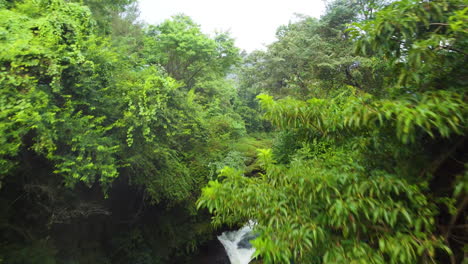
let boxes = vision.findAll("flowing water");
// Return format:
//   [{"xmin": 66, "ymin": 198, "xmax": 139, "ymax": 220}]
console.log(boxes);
[{"xmin": 217, "ymin": 221, "xmax": 257, "ymax": 264}]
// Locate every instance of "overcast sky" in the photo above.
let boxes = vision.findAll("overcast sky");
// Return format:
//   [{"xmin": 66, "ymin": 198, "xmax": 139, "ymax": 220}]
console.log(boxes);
[{"xmin": 138, "ymin": 0, "xmax": 326, "ymax": 52}]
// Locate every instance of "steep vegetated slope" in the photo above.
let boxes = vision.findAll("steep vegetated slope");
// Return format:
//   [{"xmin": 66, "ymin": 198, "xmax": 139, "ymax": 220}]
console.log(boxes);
[{"xmin": 0, "ymin": 0, "xmax": 252, "ymax": 263}]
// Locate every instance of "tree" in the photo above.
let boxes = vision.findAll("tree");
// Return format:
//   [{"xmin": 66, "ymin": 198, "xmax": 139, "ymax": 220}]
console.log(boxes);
[{"xmin": 143, "ymin": 15, "xmax": 240, "ymax": 88}]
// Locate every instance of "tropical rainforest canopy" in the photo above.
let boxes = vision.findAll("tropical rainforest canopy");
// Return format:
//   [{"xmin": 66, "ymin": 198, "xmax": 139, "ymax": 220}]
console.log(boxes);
[{"xmin": 0, "ymin": 0, "xmax": 466, "ymax": 263}]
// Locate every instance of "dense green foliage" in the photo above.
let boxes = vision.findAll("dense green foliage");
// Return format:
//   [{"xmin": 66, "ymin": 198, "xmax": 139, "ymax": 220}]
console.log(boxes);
[
  {"xmin": 199, "ymin": 0, "xmax": 467, "ymax": 263},
  {"xmin": 1, "ymin": 0, "xmax": 466, "ymax": 263},
  {"xmin": 0, "ymin": 0, "xmax": 248, "ymax": 263}
]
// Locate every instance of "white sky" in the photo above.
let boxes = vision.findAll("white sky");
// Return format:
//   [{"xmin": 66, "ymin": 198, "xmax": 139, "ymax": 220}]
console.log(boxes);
[{"xmin": 138, "ymin": 0, "xmax": 326, "ymax": 52}]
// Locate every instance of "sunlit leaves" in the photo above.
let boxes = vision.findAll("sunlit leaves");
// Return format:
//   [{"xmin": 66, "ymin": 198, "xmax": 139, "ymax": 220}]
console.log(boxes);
[
  {"xmin": 343, "ymin": 90, "xmax": 467, "ymax": 143},
  {"xmin": 0, "ymin": 0, "xmax": 118, "ymax": 187},
  {"xmin": 258, "ymin": 88, "xmax": 466, "ymax": 144}
]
